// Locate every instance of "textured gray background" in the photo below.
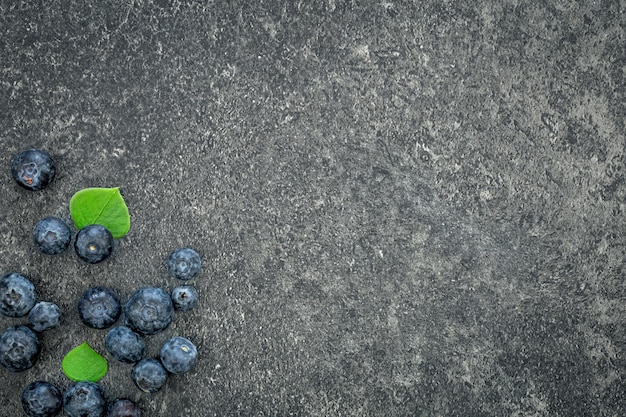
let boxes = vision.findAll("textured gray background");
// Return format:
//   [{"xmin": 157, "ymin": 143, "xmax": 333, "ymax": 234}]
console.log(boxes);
[{"xmin": 1, "ymin": 1, "xmax": 625, "ymax": 416}]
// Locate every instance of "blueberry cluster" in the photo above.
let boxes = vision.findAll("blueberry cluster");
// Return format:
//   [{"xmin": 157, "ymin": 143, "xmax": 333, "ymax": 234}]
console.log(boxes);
[
  {"xmin": 75, "ymin": 278, "xmax": 200, "ymax": 396},
  {"xmin": 16, "ymin": 149, "xmax": 113, "ymax": 263},
  {"xmin": 33, "ymin": 217, "xmax": 114, "ymax": 264},
  {"xmin": 2, "ymin": 150, "xmax": 202, "ymax": 417},
  {"xmin": 64, "ymin": 277, "xmax": 199, "ymax": 416},
  {"xmin": 21, "ymin": 380, "xmax": 142, "ymax": 417},
  {"xmin": 0, "ymin": 273, "xmax": 60, "ymax": 372},
  {"xmin": 11, "ymin": 149, "xmax": 114, "ymax": 263}
]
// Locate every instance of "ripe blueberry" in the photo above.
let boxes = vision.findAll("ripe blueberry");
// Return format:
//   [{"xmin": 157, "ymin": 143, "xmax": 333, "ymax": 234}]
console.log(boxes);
[
  {"xmin": 105, "ymin": 326, "xmax": 145, "ymax": 364},
  {"xmin": 32, "ymin": 217, "xmax": 71, "ymax": 255},
  {"xmin": 167, "ymin": 248, "xmax": 201, "ymax": 280},
  {"xmin": 106, "ymin": 398, "xmax": 141, "ymax": 417},
  {"xmin": 0, "ymin": 272, "xmax": 36, "ymax": 318},
  {"xmin": 62, "ymin": 381, "xmax": 107, "ymax": 417},
  {"xmin": 0, "ymin": 325, "xmax": 40, "ymax": 372},
  {"xmin": 171, "ymin": 285, "xmax": 198, "ymax": 311},
  {"xmin": 123, "ymin": 286, "xmax": 174, "ymax": 335},
  {"xmin": 28, "ymin": 301, "xmax": 62, "ymax": 332},
  {"xmin": 74, "ymin": 225, "xmax": 114, "ymax": 264},
  {"xmin": 78, "ymin": 286, "xmax": 121, "ymax": 329},
  {"xmin": 11, "ymin": 149, "xmax": 56, "ymax": 191},
  {"xmin": 159, "ymin": 336, "xmax": 198, "ymax": 374},
  {"xmin": 131, "ymin": 358, "xmax": 168, "ymax": 393},
  {"xmin": 21, "ymin": 381, "xmax": 63, "ymax": 417}
]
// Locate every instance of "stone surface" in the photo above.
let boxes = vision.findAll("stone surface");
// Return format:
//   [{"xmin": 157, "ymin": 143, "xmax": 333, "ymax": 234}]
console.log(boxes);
[{"xmin": 1, "ymin": 1, "xmax": 625, "ymax": 416}]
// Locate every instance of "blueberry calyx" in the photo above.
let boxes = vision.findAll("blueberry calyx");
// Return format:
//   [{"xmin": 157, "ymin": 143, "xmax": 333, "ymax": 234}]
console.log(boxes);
[
  {"xmin": 0, "ymin": 273, "xmax": 37, "ymax": 318},
  {"xmin": 62, "ymin": 381, "xmax": 106, "ymax": 417},
  {"xmin": 78, "ymin": 286, "xmax": 121, "ymax": 329},
  {"xmin": 28, "ymin": 301, "xmax": 62, "ymax": 332},
  {"xmin": 0, "ymin": 325, "xmax": 40, "ymax": 372},
  {"xmin": 33, "ymin": 217, "xmax": 72, "ymax": 255},
  {"xmin": 21, "ymin": 381, "xmax": 63, "ymax": 417},
  {"xmin": 160, "ymin": 336, "xmax": 198, "ymax": 374},
  {"xmin": 11, "ymin": 149, "xmax": 56, "ymax": 191},
  {"xmin": 171, "ymin": 285, "xmax": 199, "ymax": 311},
  {"xmin": 74, "ymin": 225, "xmax": 114, "ymax": 264},
  {"xmin": 167, "ymin": 248, "xmax": 201, "ymax": 280},
  {"xmin": 123, "ymin": 287, "xmax": 174, "ymax": 335}
]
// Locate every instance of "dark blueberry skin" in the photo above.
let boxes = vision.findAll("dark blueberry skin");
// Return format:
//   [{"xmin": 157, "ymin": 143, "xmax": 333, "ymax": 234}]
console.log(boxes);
[
  {"xmin": 28, "ymin": 301, "xmax": 62, "ymax": 332},
  {"xmin": 131, "ymin": 358, "xmax": 168, "ymax": 393},
  {"xmin": 74, "ymin": 225, "xmax": 114, "ymax": 264},
  {"xmin": 105, "ymin": 326, "xmax": 145, "ymax": 364},
  {"xmin": 160, "ymin": 336, "xmax": 198, "ymax": 374},
  {"xmin": 0, "ymin": 272, "xmax": 36, "ymax": 318},
  {"xmin": 123, "ymin": 287, "xmax": 174, "ymax": 335},
  {"xmin": 167, "ymin": 248, "xmax": 201, "ymax": 280},
  {"xmin": 63, "ymin": 382, "xmax": 107, "ymax": 417},
  {"xmin": 11, "ymin": 149, "xmax": 56, "ymax": 191},
  {"xmin": 171, "ymin": 285, "xmax": 198, "ymax": 311},
  {"xmin": 78, "ymin": 286, "xmax": 121, "ymax": 329},
  {"xmin": 106, "ymin": 398, "xmax": 141, "ymax": 417},
  {"xmin": 32, "ymin": 217, "xmax": 71, "ymax": 255},
  {"xmin": 21, "ymin": 381, "xmax": 63, "ymax": 417},
  {"xmin": 0, "ymin": 325, "xmax": 40, "ymax": 372}
]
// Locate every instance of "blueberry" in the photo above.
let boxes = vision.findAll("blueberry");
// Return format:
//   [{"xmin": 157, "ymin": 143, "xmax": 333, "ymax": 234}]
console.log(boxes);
[
  {"xmin": 62, "ymin": 381, "xmax": 107, "ymax": 417},
  {"xmin": 0, "ymin": 325, "xmax": 40, "ymax": 372},
  {"xmin": 78, "ymin": 287, "xmax": 121, "ymax": 329},
  {"xmin": 21, "ymin": 381, "xmax": 62, "ymax": 417},
  {"xmin": 123, "ymin": 287, "xmax": 174, "ymax": 335},
  {"xmin": 32, "ymin": 217, "xmax": 71, "ymax": 255},
  {"xmin": 0, "ymin": 272, "xmax": 36, "ymax": 318},
  {"xmin": 171, "ymin": 285, "xmax": 198, "ymax": 311},
  {"xmin": 28, "ymin": 301, "xmax": 62, "ymax": 332},
  {"xmin": 74, "ymin": 225, "xmax": 114, "ymax": 264},
  {"xmin": 167, "ymin": 248, "xmax": 201, "ymax": 280},
  {"xmin": 11, "ymin": 149, "xmax": 56, "ymax": 191},
  {"xmin": 105, "ymin": 326, "xmax": 144, "ymax": 364},
  {"xmin": 106, "ymin": 398, "xmax": 141, "ymax": 417},
  {"xmin": 159, "ymin": 336, "xmax": 198, "ymax": 374},
  {"xmin": 131, "ymin": 358, "xmax": 168, "ymax": 393}
]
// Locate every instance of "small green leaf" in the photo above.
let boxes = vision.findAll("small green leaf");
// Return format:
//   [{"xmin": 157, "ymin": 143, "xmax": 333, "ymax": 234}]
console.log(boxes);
[
  {"xmin": 70, "ymin": 187, "xmax": 130, "ymax": 239},
  {"xmin": 62, "ymin": 342, "xmax": 108, "ymax": 382}
]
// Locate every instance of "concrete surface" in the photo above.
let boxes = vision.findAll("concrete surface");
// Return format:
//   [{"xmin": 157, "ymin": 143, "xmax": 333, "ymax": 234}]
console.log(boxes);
[{"xmin": 1, "ymin": 1, "xmax": 625, "ymax": 416}]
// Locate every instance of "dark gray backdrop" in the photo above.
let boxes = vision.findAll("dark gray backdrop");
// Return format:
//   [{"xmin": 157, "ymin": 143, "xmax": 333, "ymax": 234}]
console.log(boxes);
[{"xmin": 1, "ymin": 1, "xmax": 625, "ymax": 416}]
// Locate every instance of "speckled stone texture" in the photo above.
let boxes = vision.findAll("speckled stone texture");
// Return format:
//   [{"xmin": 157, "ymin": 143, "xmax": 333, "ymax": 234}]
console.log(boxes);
[{"xmin": 1, "ymin": 1, "xmax": 625, "ymax": 416}]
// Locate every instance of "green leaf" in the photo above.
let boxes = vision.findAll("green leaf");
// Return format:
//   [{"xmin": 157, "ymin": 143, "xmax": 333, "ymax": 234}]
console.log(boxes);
[
  {"xmin": 62, "ymin": 342, "xmax": 108, "ymax": 382},
  {"xmin": 70, "ymin": 187, "xmax": 130, "ymax": 239}
]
